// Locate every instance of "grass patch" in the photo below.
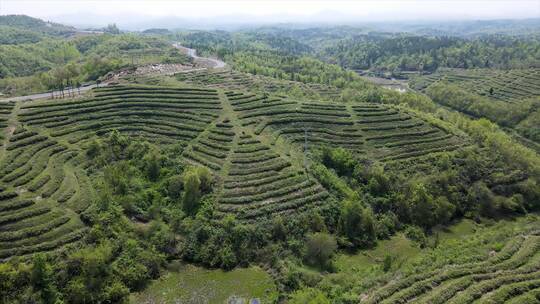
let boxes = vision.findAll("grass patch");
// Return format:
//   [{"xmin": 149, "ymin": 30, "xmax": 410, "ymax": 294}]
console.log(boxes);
[
  {"xmin": 130, "ymin": 261, "xmax": 278, "ymax": 304},
  {"xmin": 334, "ymin": 233, "xmax": 420, "ymax": 275}
]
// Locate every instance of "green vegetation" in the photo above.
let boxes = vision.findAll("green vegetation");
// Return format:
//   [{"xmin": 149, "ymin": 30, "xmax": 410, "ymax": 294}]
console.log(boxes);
[
  {"xmin": 1, "ymin": 31, "xmax": 190, "ymax": 96},
  {"xmin": 131, "ymin": 262, "xmax": 278, "ymax": 303},
  {"xmin": 321, "ymin": 35, "xmax": 540, "ymax": 73},
  {"xmin": 409, "ymin": 68, "xmax": 540, "ymax": 145},
  {"xmin": 0, "ymin": 15, "xmax": 539, "ymax": 304},
  {"xmin": 0, "ymin": 15, "xmax": 75, "ymax": 44},
  {"xmin": 298, "ymin": 215, "xmax": 540, "ymax": 303}
]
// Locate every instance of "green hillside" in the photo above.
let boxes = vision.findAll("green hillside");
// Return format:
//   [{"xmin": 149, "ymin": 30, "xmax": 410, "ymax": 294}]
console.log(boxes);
[
  {"xmin": 0, "ymin": 13, "xmax": 539, "ymax": 304},
  {"xmin": 409, "ymin": 68, "xmax": 540, "ymax": 148},
  {"xmin": 0, "ymin": 15, "xmax": 76, "ymax": 44},
  {"xmin": 410, "ymin": 68, "xmax": 540, "ymax": 103}
]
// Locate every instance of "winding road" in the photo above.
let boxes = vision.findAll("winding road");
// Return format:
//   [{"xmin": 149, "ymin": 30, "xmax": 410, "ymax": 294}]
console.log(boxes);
[
  {"xmin": 0, "ymin": 43, "xmax": 226, "ymax": 102},
  {"xmin": 173, "ymin": 43, "xmax": 226, "ymax": 69}
]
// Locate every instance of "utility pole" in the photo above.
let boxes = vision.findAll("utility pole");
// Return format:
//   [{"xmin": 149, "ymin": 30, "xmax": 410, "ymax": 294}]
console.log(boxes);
[{"xmin": 303, "ymin": 127, "xmax": 310, "ymax": 180}]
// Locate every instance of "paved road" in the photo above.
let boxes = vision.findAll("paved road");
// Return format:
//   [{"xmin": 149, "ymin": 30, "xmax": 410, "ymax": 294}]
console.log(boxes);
[
  {"xmin": 0, "ymin": 43, "xmax": 224, "ymax": 103},
  {"xmin": 1, "ymin": 84, "xmax": 108, "ymax": 103},
  {"xmin": 173, "ymin": 43, "xmax": 227, "ymax": 68}
]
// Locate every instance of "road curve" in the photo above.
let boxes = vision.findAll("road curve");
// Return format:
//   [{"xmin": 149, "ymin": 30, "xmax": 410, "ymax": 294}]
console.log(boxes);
[{"xmin": 173, "ymin": 43, "xmax": 227, "ymax": 68}]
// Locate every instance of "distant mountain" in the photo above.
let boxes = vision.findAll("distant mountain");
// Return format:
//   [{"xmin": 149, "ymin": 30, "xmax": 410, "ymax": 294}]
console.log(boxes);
[
  {"xmin": 366, "ymin": 18, "xmax": 540, "ymax": 37},
  {"xmin": 142, "ymin": 28, "xmax": 171, "ymax": 35}
]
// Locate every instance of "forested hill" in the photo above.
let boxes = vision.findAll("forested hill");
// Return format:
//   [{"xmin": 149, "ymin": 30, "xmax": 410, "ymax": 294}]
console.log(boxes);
[
  {"xmin": 0, "ymin": 15, "xmax": 76, "ymax": 44},
  {"xmin": 319, "ymin": 34, "xmax": 540, "ymax": 72},
  {"xmin": 173, "ymin": 26, "xmax": 540, "ymax": 74}
]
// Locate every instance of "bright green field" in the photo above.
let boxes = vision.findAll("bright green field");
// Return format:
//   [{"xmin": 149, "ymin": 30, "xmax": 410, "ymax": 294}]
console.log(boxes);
[{"xmin": 130, "ymin": 262, "xmax": 278, "ymax": 304}]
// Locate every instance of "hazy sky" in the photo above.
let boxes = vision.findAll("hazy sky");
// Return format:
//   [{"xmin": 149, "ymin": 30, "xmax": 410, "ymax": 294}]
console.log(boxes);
[{"xmin": 1, "ymin": 0, "xmax": 539, "ymax": 25}]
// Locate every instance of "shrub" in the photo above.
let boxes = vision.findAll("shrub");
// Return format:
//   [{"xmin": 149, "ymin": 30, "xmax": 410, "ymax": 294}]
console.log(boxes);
[
  {"xmin": 383, "ymin": 254, "xmax": 393, "ymax": 272},
  {"xmin": 404, "ymin": 225, "xmax": 427, "ymax": 248},
  {"xmin": 86, "ymin": 139, "xmax": 102, "ymax": 159},
  {"xmin": 289, "ymin": 287, "xmax": 331, "ymax": 304}
]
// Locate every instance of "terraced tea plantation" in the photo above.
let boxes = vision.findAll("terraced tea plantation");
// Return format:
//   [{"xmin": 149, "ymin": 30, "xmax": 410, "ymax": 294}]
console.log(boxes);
[
  {"xmin": 175, "ymin": 69, "xmax": 341, "ymax": 99},
  {"xmin": 0, "ymin": 83, "xmax": 467, "ymax": 260},
  {"xmin": 363, "ymin": 227, "xmax": 540, "ymax": 304},
  {"xmin": 410, "ymin": 68, "xmax": 540, "ymax": 102},
  {"xmin": 0, "ymin": 126, "xmax": 89, "ymax": 260},
  {"xmin": 225, "ymin": 91, "xmax": 465, "ymax": 161},
  {"xmin": 0, "ymin": 101, "xmax": 15, "ymax": 145}
]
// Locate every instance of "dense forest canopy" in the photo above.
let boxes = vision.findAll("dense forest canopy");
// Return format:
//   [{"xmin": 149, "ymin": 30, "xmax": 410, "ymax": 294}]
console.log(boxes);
[{"xmin": 320, "ymin": 34, "xmax": 540, "ymax": 72}]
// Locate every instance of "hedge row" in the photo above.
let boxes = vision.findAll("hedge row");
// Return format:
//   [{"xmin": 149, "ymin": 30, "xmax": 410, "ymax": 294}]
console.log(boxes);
[
  {"xmin": 228, "ymin": 158, "xmax": 290, "ymax": 176},
  {"xmin": 0, "ymin": 205, "xmax": 51, "ymax": 226},
  {"xmin": 183, "ymin": 150, "xmax": 222, "ymax": 171},
  {"xmin": 7, "ymin": 135, "xmax": 48, "ymax": 151},
  {"xmin": 220, "ymin": 175, "xmax": 308, "ymax": 203},
  {"xmin": 0, "ymin": 215, "xmax": 69, "ymax": 242},
  {"xmin": 0, "ymin": 199, "xmax": 34, "ymax": 213},
  {"xmin": 0, "ymin": 227, "xmax": 86, "ymax": 259}
]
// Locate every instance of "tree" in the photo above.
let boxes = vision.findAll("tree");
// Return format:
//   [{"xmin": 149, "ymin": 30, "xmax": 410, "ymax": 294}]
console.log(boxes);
[
  {"xmin": 182, "ymin": 169, "xmax": 201, "ymax": 215},
  {"xmin": 321, "ymin": 147, "xmax": 355, "ymax": 177},
  {"xmin": 0, "ymin": 262, "xmax": 28, "ymax": 303},
  {"xmin": 364, "ymin": 163, "xmax": 391, "ymax": 196},
  {"xmin": 339, "ymin": 200, "xmax": 376, "ymax": 248},
  {"xmin": 144, "ymin": 152, "xmax": 160, "ymax": 182},
  {"xmin": 104, "ymin": 23, "xmax": 120, "ymax": 34},
  {"xmin": 31, "ymin": 254, "xmax": 59, "ymax": 304},
  {"xmin": 59, "ymin": 82, "xmax": 65, "ymax": 98},
  {"xmin": 468, "ymin": 181, "xmax": 496, "ymax": 217},
  {"xmin": 66, "ymin": 63, "xmax": 80, "ymax": 97},
  {"xmin": 52, "ymin": 67, "xmax": 66, "ymax": 98},
  {"xmin": 409, "ymin": 183, "xmax": 436, "ymax": 228},
  {"xmin": 271, "ymin": 216, "xmax": 287, "ymax": 241},
  {"xmin": 65, "ymin": 243, "xmax": 115, "ymax": 303},
  {"xmin": 39, "ymin": 72, "xmax": 55, "ymax": 99},
  {"xmin": 167, "ymin": 174, "xmax": 183, "ymax": 200},
  {"xmin": 195, "ymin": 166, "xmax": 212, "ymax": 193},
  {"xmin": 304, "ymin": 233, "xmax": 337, "ymax": 269}
]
